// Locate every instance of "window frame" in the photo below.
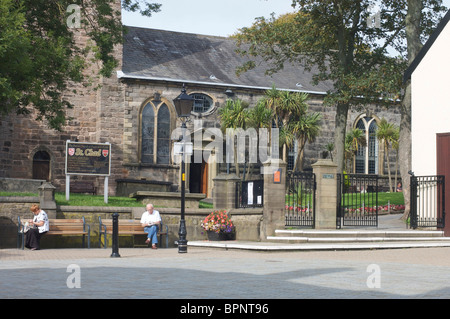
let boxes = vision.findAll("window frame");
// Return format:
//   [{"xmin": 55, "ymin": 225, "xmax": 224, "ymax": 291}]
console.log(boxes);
[
  {"xmin": 139, "ymin": 97, "xmax": 176, "ymax": 165},
  {"xmin": 189, "ymin": 92, "xmax": 216, "ymax": 116},
  {"xmin": 354, "ymin": 115, "xmax": 379, "ymax": 175}
]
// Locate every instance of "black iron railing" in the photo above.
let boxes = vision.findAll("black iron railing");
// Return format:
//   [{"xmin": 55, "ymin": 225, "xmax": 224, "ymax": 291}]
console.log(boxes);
[
  {"xmin": 410, "ymin": 175, "xmax": 445, "ymax": 229},
  {"xmin": 285, "ymin": 171, "xmax": 316, "ymax": 228},
  {"xmin": 337, "ymin": 174, "xmax": 379, "ymax": 228}
]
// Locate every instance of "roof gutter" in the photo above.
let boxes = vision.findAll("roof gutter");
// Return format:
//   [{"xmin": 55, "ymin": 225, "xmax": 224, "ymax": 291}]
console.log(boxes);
[{"xmin": 116, "ymin": 71, "xmax": 328, "ymax": 96}]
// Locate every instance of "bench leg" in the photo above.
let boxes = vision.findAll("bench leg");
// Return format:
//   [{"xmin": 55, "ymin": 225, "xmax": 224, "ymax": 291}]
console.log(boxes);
[
  {"xmin": 101, "ymin": 233, "xmax": 107, "ymax": 249},
  {"xmin": 17, "ymin": 233, "xmax": 24, "ymax": 250}
]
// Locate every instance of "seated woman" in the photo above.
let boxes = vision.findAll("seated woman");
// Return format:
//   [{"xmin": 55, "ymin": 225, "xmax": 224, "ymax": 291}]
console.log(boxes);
[{"xmin": 25, "ymin": 204, "xmax": 49, "ymax": 250}]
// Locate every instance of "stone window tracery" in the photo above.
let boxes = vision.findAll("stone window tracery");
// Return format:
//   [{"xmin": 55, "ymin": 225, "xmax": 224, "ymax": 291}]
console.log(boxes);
[{"xmin": 141, "ymin": 100, "xmax": 173, "ymax": 164}]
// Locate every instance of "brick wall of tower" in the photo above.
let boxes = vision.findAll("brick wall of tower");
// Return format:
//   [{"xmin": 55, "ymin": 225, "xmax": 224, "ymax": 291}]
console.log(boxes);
[{"xmin": 0, "ymin": 1, "xmax": 124, "ymax": 195}]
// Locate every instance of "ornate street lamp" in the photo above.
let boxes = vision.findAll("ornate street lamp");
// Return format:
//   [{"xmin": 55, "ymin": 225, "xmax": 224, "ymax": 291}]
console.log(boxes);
[{"xmin": 173, "ymin": 84, "xmax": 194, "ymax": 253}]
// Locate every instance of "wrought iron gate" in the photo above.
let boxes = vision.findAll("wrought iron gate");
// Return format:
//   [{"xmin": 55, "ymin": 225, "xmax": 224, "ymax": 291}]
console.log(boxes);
[
  {"xmin": 285, "ymin": 171, "xmax": 316, "ymax": 228},
  {"xmin": 410, "ymin": 175, "xmax": 445, "ymax": 229},
  {"xmin": 337, "ymin": 174, "xmax": 379, "ymax": 228}
]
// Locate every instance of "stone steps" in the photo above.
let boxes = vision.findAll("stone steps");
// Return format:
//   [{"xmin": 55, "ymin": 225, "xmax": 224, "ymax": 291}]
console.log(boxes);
[
  {"xmin": 266, "ymin": 229, "xmax": 450, "ymax": 245},
  {"xmin": 187, "ymin": 227, "xmax": 450, "ymax": 251}
]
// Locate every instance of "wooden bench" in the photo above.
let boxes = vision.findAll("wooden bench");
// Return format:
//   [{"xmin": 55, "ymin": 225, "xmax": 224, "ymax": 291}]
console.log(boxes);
[
  {"xmin": 18, "ymin": 217, "xmax": 91, "ymax": 249},
  {"xmin": 70, "ymin": 181, "xmax": 97, "ymax": 195},
  {"xmin": 98, "ymin": 217, "xmax": 169, "ymax": 249}
]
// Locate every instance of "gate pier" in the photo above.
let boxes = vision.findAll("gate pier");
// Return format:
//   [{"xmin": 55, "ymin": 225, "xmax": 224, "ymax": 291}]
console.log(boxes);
[{"xmin": 312, "ymin": 159, "xmax": 338, "ymax": 229}]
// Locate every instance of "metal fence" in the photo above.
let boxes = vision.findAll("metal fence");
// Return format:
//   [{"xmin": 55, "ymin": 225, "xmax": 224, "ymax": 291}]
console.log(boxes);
[
  {"xmin": 337, "ymin": 174, "xmax": 379, "ymax": 228},
  {"xmin": 285, "ymin": 171, "xmax": 316, "ymax": 228},
  {"xmin": 410, "ymin": 175, "xmax": 445, "ymax": 229}
]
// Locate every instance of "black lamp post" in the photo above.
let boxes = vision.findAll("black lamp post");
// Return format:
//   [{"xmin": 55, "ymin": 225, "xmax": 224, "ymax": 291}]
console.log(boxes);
[{"xmin": 173, "ymin": 84, "xmax": 194, "ymax": 253}]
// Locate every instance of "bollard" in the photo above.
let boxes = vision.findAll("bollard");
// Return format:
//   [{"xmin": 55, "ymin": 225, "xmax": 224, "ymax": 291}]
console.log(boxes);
[{"xmin": 110, "ymin": 213, "xmax": 120, "ymax": 258}]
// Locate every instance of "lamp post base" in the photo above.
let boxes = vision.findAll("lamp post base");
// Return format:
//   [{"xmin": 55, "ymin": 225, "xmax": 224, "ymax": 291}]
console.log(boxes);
[
  {"xmin": 178, "ymin": 219, "xmax": 188, "ymax": 253},
  {"xmin": 178, "ymin": 241, "xmax": 188, "ymax": 253}
]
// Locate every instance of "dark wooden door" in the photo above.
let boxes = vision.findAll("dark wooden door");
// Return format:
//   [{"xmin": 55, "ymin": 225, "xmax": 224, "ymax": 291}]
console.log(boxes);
[
  {"xmin": 32, "ymin": 151, "xmax": 50, "ymax": 181},
  {"xmin": 437, "ymin": 133, "xmax": 450, "ymax": 235}
]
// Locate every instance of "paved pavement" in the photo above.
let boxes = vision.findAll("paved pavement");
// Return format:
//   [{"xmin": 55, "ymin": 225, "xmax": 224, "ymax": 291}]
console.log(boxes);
[
  {"xmin": 2, "ymin": 245, "xmax": 450, "ymax": 301},
  {"xmin": 2, "ymin": 214, "xmax": 450, "ymax": 304}
]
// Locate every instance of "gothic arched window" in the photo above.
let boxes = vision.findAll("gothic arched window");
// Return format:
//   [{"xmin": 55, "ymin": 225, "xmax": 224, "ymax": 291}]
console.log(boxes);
[
  {"xmin": 141, "ymin": 99, "xmax": 173, "ymax": 164},
  {"xmin": 354, "ymin": 116, "xmax": 378, "ymax": 174}
]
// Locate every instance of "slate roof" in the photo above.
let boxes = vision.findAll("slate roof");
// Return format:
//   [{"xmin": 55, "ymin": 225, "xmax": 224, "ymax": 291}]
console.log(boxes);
[{"xmin": 120, "ymin": 26, "xmax": 333, "ymax": 95}]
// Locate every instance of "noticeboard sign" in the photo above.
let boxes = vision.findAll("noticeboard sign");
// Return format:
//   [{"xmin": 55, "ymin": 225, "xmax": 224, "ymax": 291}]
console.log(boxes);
[{"xmin": 65, "ymin": 141, "xmax": 111, "ymax": 176}]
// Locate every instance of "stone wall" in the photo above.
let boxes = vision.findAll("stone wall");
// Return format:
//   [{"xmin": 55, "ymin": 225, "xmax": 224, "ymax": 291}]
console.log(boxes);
[
  {"xmin": 0, "ymin": 197, "xmax": 39, "ymax": 248},
  {"xmin": 0, "ymin": 197, "xmax": 262, "ymax": 249}
]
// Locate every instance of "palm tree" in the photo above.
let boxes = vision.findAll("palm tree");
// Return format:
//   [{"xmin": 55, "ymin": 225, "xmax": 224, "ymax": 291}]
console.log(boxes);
[
  {"xmin": 392, "ymin": 126, "xmax": 400, "ymax": 191},
  {"xmin": 245, "ymin": 101, "xmax": 272, "ymax": 179},
  {"xmin": 290, "ymin": 111, "xmax": 322, "ymax": 171},
  {"xmin": 218, "ymin": 99, "xmax": 250, "ymax": 178},
  {"xmin": 325, "ymin": 142, "xmax": 334, "ymax": 161},
  {"xmin": 376, "ymin": 118, "xmax": 397, "ymax": 192},
  {"xmin": 277, "ymin": 90, "xmax": 310, "ymax": 162},
  {"xmin": 345, "ymin": 128, "xmax": 366, "ymax": 173},
  {"xmin": 260, "ymin": 85, "xmax": 281, "ymax": 128}
]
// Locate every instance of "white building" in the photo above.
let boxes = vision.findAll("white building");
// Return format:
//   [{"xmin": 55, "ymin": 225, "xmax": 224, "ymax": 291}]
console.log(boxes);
[
  {"xmin": 406, "ymin": 10, "xmax": 450, "ymax": 177},
  {"xmin": 405, "ymin": 10, "xmax": 450, "ymax": 234}
]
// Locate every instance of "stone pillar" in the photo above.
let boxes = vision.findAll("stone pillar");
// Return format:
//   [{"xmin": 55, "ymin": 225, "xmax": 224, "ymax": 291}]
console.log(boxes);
[
  {"xmin": 38, "ymin": 182, "xmax": 57, "ymax": 219},
  {"xmin": 261, "ymin": 159, "xmax": 287, "ymax": 240},
  {"xmin": 212, "ymin": 173, "xmax": 240, "ymax": 211},
  {"xmin": 311, "ymin": 159, "xmax": 338, "ymax": 229}
]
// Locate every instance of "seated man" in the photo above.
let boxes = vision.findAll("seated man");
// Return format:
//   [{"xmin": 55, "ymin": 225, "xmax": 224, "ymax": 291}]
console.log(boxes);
[{"xmin": 140, "ymin": 203, "xmax": 161, "ymax": 249}]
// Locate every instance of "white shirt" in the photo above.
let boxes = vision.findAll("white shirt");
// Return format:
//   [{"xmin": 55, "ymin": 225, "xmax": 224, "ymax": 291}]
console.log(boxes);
[
  {"xmin": 33, "ymin": 210, "xmax": 49, "ymax": 233},
  {"xmin": 140, "ymin": 210, "xmax": 161, "ymax": 226}
]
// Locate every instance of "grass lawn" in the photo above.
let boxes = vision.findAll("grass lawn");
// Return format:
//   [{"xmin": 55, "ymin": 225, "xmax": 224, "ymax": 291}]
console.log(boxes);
[
  {"xmin": 341, "ymin": 191, "xmax": 404, "ymax": 207},
  {"xmin": 3, "ymin": 190, "xmax": 403, "ymax": 209},
  {"xmin": 0, "ymin": 191, "xmax": 214, "ymax": 208},
  {"xmin": 286, "ymin": 191, "xmax": 404, "ymax": 208}
]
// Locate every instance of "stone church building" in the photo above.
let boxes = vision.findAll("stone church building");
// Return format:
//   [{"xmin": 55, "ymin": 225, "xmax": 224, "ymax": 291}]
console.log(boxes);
[{"xmin": 0, "ymin": 11, "xmax": 401, "ymax": 198}]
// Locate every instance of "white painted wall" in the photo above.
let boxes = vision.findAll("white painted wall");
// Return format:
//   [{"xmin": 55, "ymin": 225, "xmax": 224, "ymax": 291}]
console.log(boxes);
[{"xmin": 411, "ymin": 21, "xmax": 450, "ymax": 176}]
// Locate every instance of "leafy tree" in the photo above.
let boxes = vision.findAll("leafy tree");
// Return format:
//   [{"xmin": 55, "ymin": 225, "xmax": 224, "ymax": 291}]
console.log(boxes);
[
  {"xmin": 0, "ymin": 0, "xmax": 161, "ymax": 130},
  {"xmin": 233, "ymin": 0, "xmax": 446, "ymax": 177}
]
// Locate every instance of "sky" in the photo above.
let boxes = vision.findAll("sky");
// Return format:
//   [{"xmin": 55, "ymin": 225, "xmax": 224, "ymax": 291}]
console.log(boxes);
[
  {"xmin": 122, "ymin": 0, "xmax": 450, "ymax": 37},
  {"xmin": 121, "ymin": 0, "xmax": 296, "ymax": 36}
]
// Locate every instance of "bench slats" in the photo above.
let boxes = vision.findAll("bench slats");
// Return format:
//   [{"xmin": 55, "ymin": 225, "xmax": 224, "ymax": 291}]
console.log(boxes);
[
  {"xmin": 98, "ymin": 217, "xmax": 168, "ymax": 248},
  {"xmin": 47, "ymin": 231, "xmax": 88, "ymax": 235},
  {"xmin": 17, "ymin": 217, "xmax": 90, "ymax": 250}
]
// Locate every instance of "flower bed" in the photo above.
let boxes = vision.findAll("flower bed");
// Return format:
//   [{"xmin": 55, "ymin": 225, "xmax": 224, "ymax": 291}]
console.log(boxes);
[
  {"xmin": 344, "ymin": 204, "xmax": 405, "ymax": 215},
  {"xmin": 285, "ymin": 204, "xmax": 405, "ymax": 215}
]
